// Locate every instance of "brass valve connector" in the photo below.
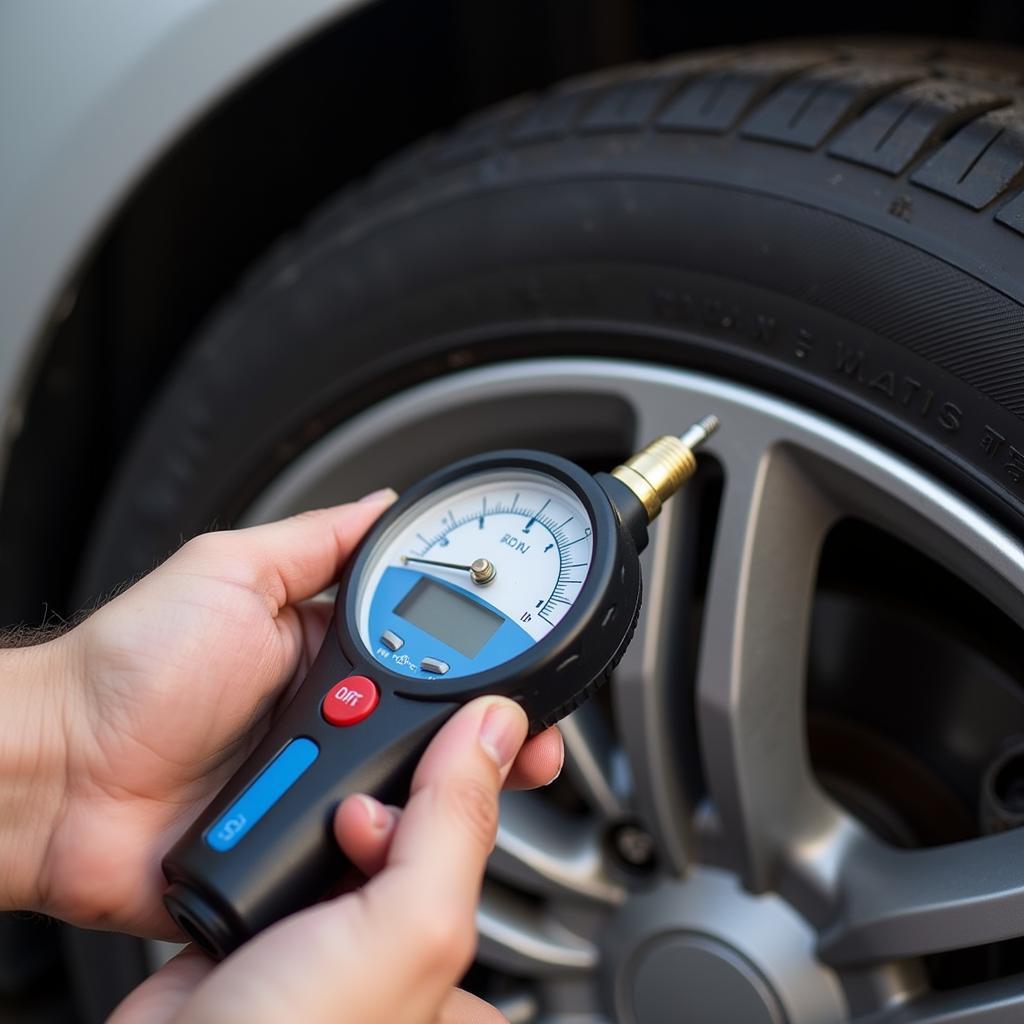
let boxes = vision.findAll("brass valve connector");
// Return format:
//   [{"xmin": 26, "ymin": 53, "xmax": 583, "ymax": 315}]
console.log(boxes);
[{"xmin": 611, "ymin": 415, "xmax": 720, "ymax": 522}]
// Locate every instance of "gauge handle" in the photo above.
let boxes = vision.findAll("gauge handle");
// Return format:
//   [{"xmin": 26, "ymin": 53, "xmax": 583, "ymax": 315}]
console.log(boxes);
[{"xmin": 161, "ymin": 624, "xmax": 459, "ymax": 960}]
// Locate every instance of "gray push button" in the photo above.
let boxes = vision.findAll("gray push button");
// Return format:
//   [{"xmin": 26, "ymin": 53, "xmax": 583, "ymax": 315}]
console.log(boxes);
[
  {"xmin": 421, "ymin": 657, "xmax": 450, "ymax": 675},
  {"xmin": 381, "ymin": 629, "xmax": 404, "ymax": 651}
]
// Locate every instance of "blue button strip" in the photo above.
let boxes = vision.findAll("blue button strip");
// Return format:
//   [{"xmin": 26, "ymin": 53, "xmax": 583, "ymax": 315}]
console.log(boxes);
[{"xmin": 205, "ymin": 737, "xmax": 319, "ymax": 852}]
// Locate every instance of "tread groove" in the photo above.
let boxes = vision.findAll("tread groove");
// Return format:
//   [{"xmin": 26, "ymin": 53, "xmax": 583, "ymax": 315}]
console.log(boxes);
[
  {"xmin": 829, "ymin": 79, "xmax": 1011, "ymax": 175},
  {"xmin": 874, "ymin": 98, "xmax": 920, "ymax": 152},
  {"xmin": 912, "ymin": 108, "xmax": 1024, "ymax": 208},
  {"xmin": 348, "ymin": 44, "xmax": 1024, "ymax": 227},
  {"xmin": 787, "ymin": 78, "xmax": 828, "ymax": 130},
  {"xmin": 996, "ymin": 190, "xmax": 1024, "ymax": 235},
  {"xmin": 655, "ymin": 52, "xmax": 832, "ymax": 135},
  {"xmin": 579, "ymin": 77, "xmax": 684, "ymax": 134},
  {"xmin": 957, "ymin": 127, "xmax": 1004, "ymax": 184},
  {"xmin": 740, "ymin": 64, "xmax": 930, "ymax": 150}
]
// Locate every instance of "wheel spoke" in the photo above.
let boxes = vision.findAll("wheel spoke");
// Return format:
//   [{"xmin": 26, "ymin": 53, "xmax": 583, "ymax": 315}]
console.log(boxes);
[
  {"xmin": 476, "ymin": 883, "xmax": 598, "ymax": 976},
  {"xmin": 820, "ymin": 828, "xmax": 1024, "ymax": 966},
  {"xmin": 559, "ymin": 701, "xmax": 628, "ymax": 821},
  {"xmin": 491, "ymin": 792, "xmax": 625, "ymax": 905},
  {"xmin": 491, "ymin": 990, "xmax": 540, "ymax": 1024},
  {"xmin": 612, "ymin": 482, "xmax": 707, "ymax": 876},
  {"xmin": 854, "ymin": 974, "xmax": 1024, "ymax": 1023},
  {"xmin": 695, "ymin": 440, "xmax": 846, "ymax": 893}
]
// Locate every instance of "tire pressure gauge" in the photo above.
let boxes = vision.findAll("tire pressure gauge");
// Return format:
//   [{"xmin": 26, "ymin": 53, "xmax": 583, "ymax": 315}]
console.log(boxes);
[
  {"xmin": 358, "ymin": 467, "xmax": 597, "ymax": 682},
  {"xmin": 162, "ymin": 417, "xmax": 718, "ymax": 959}
]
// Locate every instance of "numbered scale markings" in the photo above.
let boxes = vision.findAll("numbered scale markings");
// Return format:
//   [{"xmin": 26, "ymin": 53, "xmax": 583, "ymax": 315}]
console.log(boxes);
[{"xmin": 356, "ymin": 471, "xmax": 595, "ymax": 676}]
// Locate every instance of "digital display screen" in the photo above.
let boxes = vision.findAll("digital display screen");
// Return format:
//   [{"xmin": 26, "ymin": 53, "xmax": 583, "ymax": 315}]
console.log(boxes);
[{"xmin": 394, "ymin": 578, "xmax": 504, "ymax": 658}]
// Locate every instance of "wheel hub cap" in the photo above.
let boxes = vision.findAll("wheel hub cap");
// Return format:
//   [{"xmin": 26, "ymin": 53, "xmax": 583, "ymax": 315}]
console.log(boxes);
[
  {"xmin": 605, "ymin": 870, "xmax": 843, "ymax": 1023},
  {"xmin": 629, "ymin": 935, "xmax": 782, "ymax": 1024}
]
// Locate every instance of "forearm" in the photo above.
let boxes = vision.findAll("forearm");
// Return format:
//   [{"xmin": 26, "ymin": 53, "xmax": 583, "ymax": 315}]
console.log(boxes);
[{"xmin": 0, "ymin": 636, "xmax": 76, "ymax": 912}]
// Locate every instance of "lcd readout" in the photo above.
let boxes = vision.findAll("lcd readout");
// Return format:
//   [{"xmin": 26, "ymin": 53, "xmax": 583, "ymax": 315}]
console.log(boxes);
[{"xmin": 394, "ymin": 577, "xmax": 503, "ymax": 658}]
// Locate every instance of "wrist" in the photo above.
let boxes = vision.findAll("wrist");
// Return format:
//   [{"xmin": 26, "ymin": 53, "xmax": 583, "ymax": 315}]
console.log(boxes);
[{"xmin": 0, "ymin": 632, "xmax": 80, "ymax": 912}]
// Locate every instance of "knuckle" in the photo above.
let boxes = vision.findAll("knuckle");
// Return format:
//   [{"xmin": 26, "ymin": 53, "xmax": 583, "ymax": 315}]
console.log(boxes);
[
  {"xmin": 177, "ymin": 530, "xmax": 240, "ymax": 572},
  {"xmin": 176, "ymin": 529, "xmax": 268, "ymax": 595},
  {"xmin": 179, "ymin": 531, "xmax": 221, "ymax": 559},
  {"xmin": 449, "ymin": 922, "xmax": 478, "ymax": 973},
  {"xmin": 409, "ymin": 903, "xmax": 476, "ymax": 973},
  {"xmin": 437, "ymin": 777, "xmax": 499, "ymax": 850}
]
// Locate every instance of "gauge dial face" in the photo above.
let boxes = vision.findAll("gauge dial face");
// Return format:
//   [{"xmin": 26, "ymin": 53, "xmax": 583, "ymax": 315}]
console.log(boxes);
[{"xmin": 355, "ymin": 469, "xmax": 594, "ymax": 680}]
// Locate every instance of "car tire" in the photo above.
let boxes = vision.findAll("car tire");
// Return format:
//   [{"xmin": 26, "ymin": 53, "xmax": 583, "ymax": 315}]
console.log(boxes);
[{"xmin": 70, "ymin": 38, "xmax": 1024, "ymax": 1020}]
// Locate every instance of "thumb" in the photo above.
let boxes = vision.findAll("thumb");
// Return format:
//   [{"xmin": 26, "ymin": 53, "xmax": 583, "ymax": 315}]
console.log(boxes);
[
  {"xmin": 358, "ymin": 697, "xmax": 528, "ymax": 999},
  {"xmin": 167, "ymin": 490, "xmax": 397, "ymax": 608}
]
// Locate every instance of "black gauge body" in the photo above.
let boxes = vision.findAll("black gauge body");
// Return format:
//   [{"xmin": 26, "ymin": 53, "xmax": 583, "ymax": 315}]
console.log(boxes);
[{"xmin": 162, "ymin": 451, "xmax": 648, "ymax": 960}]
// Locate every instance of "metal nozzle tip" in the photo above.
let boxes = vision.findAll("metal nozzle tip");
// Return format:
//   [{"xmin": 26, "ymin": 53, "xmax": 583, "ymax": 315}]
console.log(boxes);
[
  {"xmin": 679, "ymin": 415, "xmax": 720, "ymax": 451},
  {"xmin": 611, "ymin": 417, "xmax": 718, "ymax": 521}
]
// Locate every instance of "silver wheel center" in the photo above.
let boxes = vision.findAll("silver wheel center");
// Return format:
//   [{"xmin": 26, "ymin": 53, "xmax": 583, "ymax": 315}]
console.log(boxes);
[
  {"xmin": 605, "ymin": 869, "xmax": 841, "ymax": 1024},
  {"xmin": 235, "ymin": 358, "xmax": 1024, "ymax": 1023},
  {"xmin": 629, "ymin": 936, "xmax": 780, "ymax": 1024}
]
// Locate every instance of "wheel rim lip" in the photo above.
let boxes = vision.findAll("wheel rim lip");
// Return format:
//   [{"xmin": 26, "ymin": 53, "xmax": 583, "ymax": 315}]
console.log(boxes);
[
  {"xmin": 227, "ymin": 356, "xmax": 1024, "ymax": 1021},
  {"xmin": 241, "ymin": 357, "xmax": 1022, "ymax": 616}
]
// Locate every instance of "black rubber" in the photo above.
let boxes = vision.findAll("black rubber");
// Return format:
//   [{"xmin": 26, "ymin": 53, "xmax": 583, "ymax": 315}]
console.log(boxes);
[
  {"xmin": 80, "ymin": 39, "xmax": 1024, "ymax": 599},
  {"xmin": 69, "ymin": 37, "xmax": 1024, "ymax": 1020}
]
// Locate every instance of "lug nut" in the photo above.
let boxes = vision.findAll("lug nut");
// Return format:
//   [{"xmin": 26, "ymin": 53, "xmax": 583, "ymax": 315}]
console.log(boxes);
[
  {"xmin": 981, "ymin": 739, "xmax": 1024, "ymax": 834},
  {"xmin": 611, "ymin": 823, "xmax": 657, "ymax": 870}
]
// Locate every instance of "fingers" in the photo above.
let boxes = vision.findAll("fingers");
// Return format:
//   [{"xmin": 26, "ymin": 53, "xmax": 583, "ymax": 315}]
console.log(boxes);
[
  {"xmin": 172, "ymin": 490, "xmax": 397, "ymax": 608},
  {"xmin": 107, "ymin": 947, "xmax": 213, "ymax": 1024},
  {"xmin": 292, "ymin": 598, "xmax": 336, "ymax": 658},
  {"xmin": 357, "ymin": 697, "xmax": 528, "ymax": 997},
  {"xmin": 280, "ymin": 597, "xmax": 335, "ymax": 692},
  {"xmin": 504, "ymin": 725, "xmax": 563, "ymax": 790},
  {"xmin": 436, "ymin": 988, "xmax": 510, "ymax": 1024},
  {"xmin": 336, "ymin": 794, "xmax": 400, "ymax": 877},
  {"xmin": 336, "ymin": 724, "xmax": 563, "ymax": 878}
]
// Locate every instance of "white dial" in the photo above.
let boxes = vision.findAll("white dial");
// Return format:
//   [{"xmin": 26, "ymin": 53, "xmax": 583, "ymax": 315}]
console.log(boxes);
[{"xmin": 356, "ymin": 469, "xmax": 594, "ymax": 674}]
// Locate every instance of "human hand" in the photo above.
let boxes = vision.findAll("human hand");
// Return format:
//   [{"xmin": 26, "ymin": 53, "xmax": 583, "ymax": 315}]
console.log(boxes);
[
  {"xmin": 110, "ymin": 696, "xmax": 533, "ymax": 1024},
  {"xmin": 1, "ymin": 495, "xmax": 562, "ymax": 938}
]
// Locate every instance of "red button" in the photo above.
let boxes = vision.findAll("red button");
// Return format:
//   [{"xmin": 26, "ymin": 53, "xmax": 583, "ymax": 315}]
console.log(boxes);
[{"xmin": 322, "ymin": 675, "xmax": 379, "ymax": 727}]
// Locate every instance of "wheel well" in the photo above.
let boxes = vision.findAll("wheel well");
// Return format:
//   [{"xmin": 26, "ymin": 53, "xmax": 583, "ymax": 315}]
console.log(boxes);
[
  {"xmin": 0, "ymin": 0, "xmax": 646, "ymax": 628},
  {"xmin": 3, "ymin": 0, "xmax": 1023, "ymax": 630}
]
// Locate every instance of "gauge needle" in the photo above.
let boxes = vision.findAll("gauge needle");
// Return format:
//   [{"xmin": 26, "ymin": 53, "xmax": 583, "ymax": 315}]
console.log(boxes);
[{"xmin": 401, "ymin": 555, "xmax": 497, "ymax": 585}]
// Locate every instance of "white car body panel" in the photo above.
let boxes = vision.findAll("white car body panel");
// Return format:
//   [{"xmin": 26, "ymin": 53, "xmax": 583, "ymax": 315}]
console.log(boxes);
[{"xmin": 0, "ymin": 0, "xmax": 369, "ymax": 483}]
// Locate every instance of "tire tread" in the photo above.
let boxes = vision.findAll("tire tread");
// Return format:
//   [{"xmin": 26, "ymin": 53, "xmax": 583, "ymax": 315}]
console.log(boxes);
[{"xmin": 360, "ymin": 42, "xmax": 1024, "ymax": 223}]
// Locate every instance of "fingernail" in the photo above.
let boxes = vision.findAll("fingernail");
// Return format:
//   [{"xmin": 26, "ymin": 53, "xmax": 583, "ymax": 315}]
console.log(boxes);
[
  {"xmin": 359, "ymin": 487, "xmax": 398, "ymax": 504},
  {"xmin": 547, "ymin": 734, "xmax": 566, "ymax": 786},
  {"xmin": 356, "ymin": 794, "xmax": 391, "ymax": 831},
  {"xmin": 479, "ymin": 701, "xmax": 526, "ymax": 769}
]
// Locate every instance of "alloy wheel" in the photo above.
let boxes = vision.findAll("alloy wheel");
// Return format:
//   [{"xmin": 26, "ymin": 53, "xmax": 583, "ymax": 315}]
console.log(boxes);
[{"xmin": 232, "ymin": 358, "xmax": 1024, "ymax": 1023}]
